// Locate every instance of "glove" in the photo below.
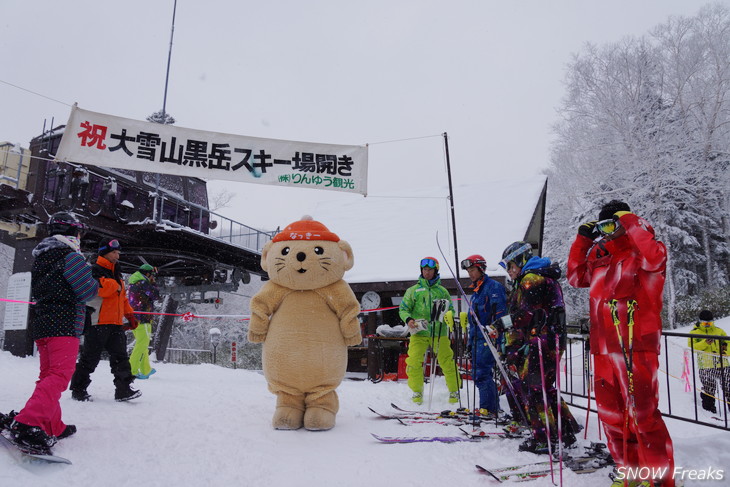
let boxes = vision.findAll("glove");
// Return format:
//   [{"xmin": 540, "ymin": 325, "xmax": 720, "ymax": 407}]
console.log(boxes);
[
  {"xmin": 578, "ymin": 221, "xmax": 599, "ymax": 240},
  {"xmin": 444, "ymin": 310, "xmax": 454, "ymax": 332},
  {"xmin": 124, "ymin": 313, "xmax": 139, "ymax": 330},
  {"xmin": 493, "ymin": 315, "xmax": 513, "ymax": 332},
  {"xmin": 613, "ymin": 211, "xmax": 632, "ymax": 219},
  {"xmin": 408, "ymin": 319, "xmax": 428, "ymax": 335},
  {"xmin": 485, "ymin": 325, "xmax": 498, "ymax": 340}
]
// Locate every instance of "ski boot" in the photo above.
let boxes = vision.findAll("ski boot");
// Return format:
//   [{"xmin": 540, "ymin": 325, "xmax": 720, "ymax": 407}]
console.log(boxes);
[
  {"xmin": 448, "ymin": 391, "xmax": 459, "ymax": 404},
  {"xmin": 9, "ymin": 420, "xmax": 57, "ymax": 453},
  {"xmin": 411, "ymin": 392, "xmax": 423, "ymax": 405},
  {"xmin": 503, "ymin": 420, "xmax": 529, "ymax": 436},
  {"xmin": 0, "ymin": 411, "xmax": 18, "ymax": 431},
  {"xmin": 518, "ymin": 438, "xmax": 550, "ymax": 454},
  {"xmin": 58, "ymin": 424, "xmax": 77, "ymax": 439},
  {"xmin": 71, "ymin": 389, "xmax": 92, "ymax": 402},
  {"xmin": 115, "ymin": 387, "xmax": 142, "ymax": 402},
  {"xmin": 136, "ymin": 368, "xmax": 157, "ymax": 380},
  {"xmin": 609, "ymin": 470, "xmax": 652, "ymax": 487}
]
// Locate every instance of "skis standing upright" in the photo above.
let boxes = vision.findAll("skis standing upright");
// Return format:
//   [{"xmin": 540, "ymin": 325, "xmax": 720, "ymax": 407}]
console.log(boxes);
[{"xmin": 435, "ymin": 233, "xmax": 532, "ymax": 436}]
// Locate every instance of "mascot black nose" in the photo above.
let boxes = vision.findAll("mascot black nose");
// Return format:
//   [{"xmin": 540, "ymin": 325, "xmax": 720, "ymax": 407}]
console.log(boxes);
[{"xmin": 297, "ymin": 252, "xmax": 306, "ymax": 262}]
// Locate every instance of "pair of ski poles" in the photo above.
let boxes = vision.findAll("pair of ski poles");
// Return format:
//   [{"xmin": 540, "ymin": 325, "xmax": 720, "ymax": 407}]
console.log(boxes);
[
  {"xmin": 608, "ymin": 298, "xmax": 638, "ymax": 479},
  {"xmin": 423, "ymin": 299, "xmax": 450, "ymax": 410}
]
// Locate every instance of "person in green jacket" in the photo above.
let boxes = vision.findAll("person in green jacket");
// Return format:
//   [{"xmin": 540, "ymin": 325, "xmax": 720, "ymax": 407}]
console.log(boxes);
[
  {"xmin": 688, "ymin": 310, "xmax": 729, "ymax": 414},
  {"xmin": 128, "ymin": 264, "xmax": 161, "ymax": 379},
  {"xmin": 399, "ymin": 257, "xmax": 460, "ymax": 405}
]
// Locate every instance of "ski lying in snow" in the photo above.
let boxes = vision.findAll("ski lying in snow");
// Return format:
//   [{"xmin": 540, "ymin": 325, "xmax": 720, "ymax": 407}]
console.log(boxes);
[
  {"xmin": 458, "ymin": 427, "xmax": 512, "ymax": 439},
  {"xmin": 371, "ymin": 433, "xmax": 481, "ymax": 443},
  {"xmin": 0, "ymin": 430, "xmax": 72, "ymax": 465},
  {"xmin": 479, "ymin": 453, "xmax": 610, "ymax": 474},
  {"xmin": 475, "ymin": 444, "xmax": 614, "ymax": 481},
  {"xmin": 390, "ymin": 402, "xmax": 470, "ymax": 415},
  {"xmin": 475, "ymin": 463, "xmax": 603, "ymax": 482},
  {"xmin": 368, "ymin": 407, "xmax": 480, "ymax": 426},
  {"xmin": 368, "ymin": 407, "xmax": 452, "ymax": 421},
  {"xmin": 390, "ymin": 402, "xmax": 511, "ymax": 424}
]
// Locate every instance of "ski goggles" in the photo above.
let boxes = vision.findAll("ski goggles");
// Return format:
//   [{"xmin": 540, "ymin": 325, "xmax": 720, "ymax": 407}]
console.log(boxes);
[
  {"xmin": 420, "ymin": 258, "xmax": 438, "ymax": 269},
  {"xmin": 99, "ymin": 239, "xmax": 122, "ymax": 254},
  {"xmin": 498, "ymin": 243, "xmax": 532, "ymax": 269},
  {"xmin": 461, "ymin": 258, "xmax": 485, "ymax": 270},
  {"xmin": 700, "ymin": 321, "xmax": 714, "ymax": 327},
  {"xmin": 596, "ymin": 219, "xmax": 621, "ymax": 236}
]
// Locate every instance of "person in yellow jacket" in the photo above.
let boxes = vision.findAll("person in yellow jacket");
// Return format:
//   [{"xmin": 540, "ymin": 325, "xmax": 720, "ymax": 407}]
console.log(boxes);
[
  {"xmin": 399, "ymin": 257, "xmax": 460, "ymax": 405},
  {"xmin": 688, "ymin": 310, "xmax": 729, "ymax": 414},
  {"xmin": 69, "ymin": 239, "xmax": 142, "ymax": 402}
]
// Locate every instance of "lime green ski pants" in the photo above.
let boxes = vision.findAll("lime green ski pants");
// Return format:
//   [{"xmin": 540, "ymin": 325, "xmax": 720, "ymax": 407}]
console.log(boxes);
[
  {"xmin": 129, "ymin": 322, "xmax": 153, "ymax": 376},
  {"xmin": 405, "ymin": 334, "xmax": 460, "ymax": 393}
]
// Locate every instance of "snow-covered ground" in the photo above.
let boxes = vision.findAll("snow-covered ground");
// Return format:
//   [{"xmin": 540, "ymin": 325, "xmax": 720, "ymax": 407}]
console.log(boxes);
[{"xmin": 1, "ymin": 319, "xmax": 729, "ymax": 487}]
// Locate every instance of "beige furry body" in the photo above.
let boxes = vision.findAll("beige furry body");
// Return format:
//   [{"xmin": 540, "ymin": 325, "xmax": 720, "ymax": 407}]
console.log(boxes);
[
  {"xmin": 246, "ymin": 223, "xmax": 361, "ymax": 431},
  {"xmin": 249, "ymin": 281, "xmax": 361, "ymax": 399}
]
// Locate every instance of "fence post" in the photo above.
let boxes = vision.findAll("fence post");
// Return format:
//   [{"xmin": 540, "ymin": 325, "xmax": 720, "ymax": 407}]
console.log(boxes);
[
  {"xmin": 690, "ymin": 337, "xmax": 697, "ymax": 421},
  {"xmin": 231, "ymin": 341, "xmax": 237, "ymax": 369},
  {"xmin": 665, "ymin": 333, "xmax": 672, "ymax": 415}
]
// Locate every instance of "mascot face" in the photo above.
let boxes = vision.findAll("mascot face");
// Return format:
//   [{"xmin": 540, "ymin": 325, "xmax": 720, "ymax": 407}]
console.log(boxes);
[{"xmin": 262, "ymin": 238, "xmax": 354, "ymax": 291}]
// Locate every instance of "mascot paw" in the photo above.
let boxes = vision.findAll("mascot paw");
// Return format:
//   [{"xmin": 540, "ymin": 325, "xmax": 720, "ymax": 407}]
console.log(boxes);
[
  {"xmin": 247, "ymin": 331, "xmax": 267, "ymax": 343},
  {"xmin": 272, "ymin": 407, "xmax": 304, "ymax": 430},
  {"xmin": 303, "ymin": 408, "xmax": 336, "ymax": 431},
  {"xmin": 343, "ymin": 334, "xmax": 363, "ymax": 347}
]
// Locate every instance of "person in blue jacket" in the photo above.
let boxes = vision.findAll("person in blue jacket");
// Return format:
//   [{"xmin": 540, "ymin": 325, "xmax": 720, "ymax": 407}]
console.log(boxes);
[{"xmin": 461, "ymin": 254, "xmax": 507, "ymax": 417}]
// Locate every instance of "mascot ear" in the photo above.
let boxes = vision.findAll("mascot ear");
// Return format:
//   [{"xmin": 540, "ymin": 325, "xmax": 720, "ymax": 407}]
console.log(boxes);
[
  {"xmin": 261, "ymin": 241, "xmax": 273, "ymax": 273},
  {"xmin": 338, "ymin": 240, "xmax": 354, "ymax": 271}
]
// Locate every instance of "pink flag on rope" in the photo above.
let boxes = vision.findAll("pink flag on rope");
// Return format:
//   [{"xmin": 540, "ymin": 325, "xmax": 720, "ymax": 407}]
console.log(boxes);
[{"xmin": 681, "ymin": 350, "xmax": 692, "ymax": 393}]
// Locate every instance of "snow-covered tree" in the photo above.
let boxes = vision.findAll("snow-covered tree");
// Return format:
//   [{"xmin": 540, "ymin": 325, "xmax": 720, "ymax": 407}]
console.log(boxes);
[{"xmin": 546, "ymin": 3, "xmax": 730, "ymax": 327}]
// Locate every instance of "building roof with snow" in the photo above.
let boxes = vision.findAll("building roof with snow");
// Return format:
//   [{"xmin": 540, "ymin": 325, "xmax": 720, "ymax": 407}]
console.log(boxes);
[{"xmin": 313, "ymin": 174, "xmax": 548, "ymax": 288}]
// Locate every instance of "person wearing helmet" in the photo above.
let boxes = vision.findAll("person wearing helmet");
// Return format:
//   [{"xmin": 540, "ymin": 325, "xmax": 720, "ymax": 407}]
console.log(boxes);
[
  {"xmin": 128, "ymin": 264, "xmax": 161, "ymax": 379},
  {"xmin": 460, "ymin": 254, "xmax": 507, "ymax": 417},
  {"xmin": 2, "ymin": 212, "xmax": 98, "ymax": 453},
  {"xmin": 69, "ymin": 239, "xmax": 141, "ymax": 402},
  {"xmin": 398, "ymin": 257, "xmax": 460, "ymax": 404},
  {"xmin": 499, "ymin": 241, "xmax": 579, "ymax": 453},
  {"xmin": 567, "ymin": 200, "xmax": 675, "ymax": 487}
]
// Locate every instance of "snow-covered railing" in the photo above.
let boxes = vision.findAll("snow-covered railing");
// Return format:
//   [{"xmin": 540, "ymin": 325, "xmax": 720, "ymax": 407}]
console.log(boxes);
[{"xmin": 153, "ymin": 195, "xmax": 276, "ymax": 253}]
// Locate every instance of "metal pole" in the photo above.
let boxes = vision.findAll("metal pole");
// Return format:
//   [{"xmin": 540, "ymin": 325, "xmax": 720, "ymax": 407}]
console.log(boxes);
[
  {"xmin": 442, "ymin": 132, "xmax": 460, "ymax": 312},
  {"xmin": 162, "ymin": 0, "xmax": 177, "ymax": 121},
  {"xmin": 154, "ymin": 0, "xmax": 177, "ymax": 215}
]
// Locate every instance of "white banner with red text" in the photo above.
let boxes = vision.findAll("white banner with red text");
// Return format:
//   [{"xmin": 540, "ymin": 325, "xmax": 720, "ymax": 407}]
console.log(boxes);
[{"xmin": 56, "ymin": 105, "xmax": 368, "ymax": 195}]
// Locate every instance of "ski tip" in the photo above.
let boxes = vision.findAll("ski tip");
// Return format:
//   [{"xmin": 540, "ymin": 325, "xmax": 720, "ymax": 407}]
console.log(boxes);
[{"xmin": 475, "ymin": 464, "xmax": 502, "ymax": 482}]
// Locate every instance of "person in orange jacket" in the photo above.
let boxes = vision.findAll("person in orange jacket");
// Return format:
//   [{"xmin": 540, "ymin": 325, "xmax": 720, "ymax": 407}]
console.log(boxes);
[{"xmin": 69, "ymin": 239, "xmax": 142, "ymax": 402}]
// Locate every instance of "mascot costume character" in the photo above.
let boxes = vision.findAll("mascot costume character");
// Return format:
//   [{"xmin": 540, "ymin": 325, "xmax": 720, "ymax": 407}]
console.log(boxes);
[{"xmin": 247, "ymin": 216, "xmax": 362, "ymax": 431}]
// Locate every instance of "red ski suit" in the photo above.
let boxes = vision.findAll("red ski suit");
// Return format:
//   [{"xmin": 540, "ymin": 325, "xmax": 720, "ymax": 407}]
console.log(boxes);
[{"xmin": 568, "ymin": 213, "xmax": 674, "ymax": 486}]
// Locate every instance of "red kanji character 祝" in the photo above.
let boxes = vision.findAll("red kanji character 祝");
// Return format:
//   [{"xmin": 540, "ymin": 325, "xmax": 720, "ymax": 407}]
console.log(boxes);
[{"xmin": 77, "ymin": 121, "xmax": 108, "ymax": 150}]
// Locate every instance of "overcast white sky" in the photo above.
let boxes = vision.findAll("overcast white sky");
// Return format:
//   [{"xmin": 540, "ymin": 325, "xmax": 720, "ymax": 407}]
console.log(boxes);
[{"xmin": 1, "ymin": 1, "xmax": 723, "ymax": 230}]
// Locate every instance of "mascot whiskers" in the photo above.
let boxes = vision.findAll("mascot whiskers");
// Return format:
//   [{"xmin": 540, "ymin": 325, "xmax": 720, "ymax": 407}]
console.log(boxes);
[{"xmin": 247, "ymin": 216, "xmax": 361, "ymax": 430}]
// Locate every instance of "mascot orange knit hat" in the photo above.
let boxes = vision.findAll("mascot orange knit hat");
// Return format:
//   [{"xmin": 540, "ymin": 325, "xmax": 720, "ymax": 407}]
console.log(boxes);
[{"xmin": 272, "ymin": 215, "xmax": 340, "ymax": 243}]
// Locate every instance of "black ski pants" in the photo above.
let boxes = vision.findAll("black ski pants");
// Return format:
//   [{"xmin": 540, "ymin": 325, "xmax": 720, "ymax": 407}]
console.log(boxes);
[{"xmin": 70, "ymin": 324, "xmax": 134, "ymax": 393}]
